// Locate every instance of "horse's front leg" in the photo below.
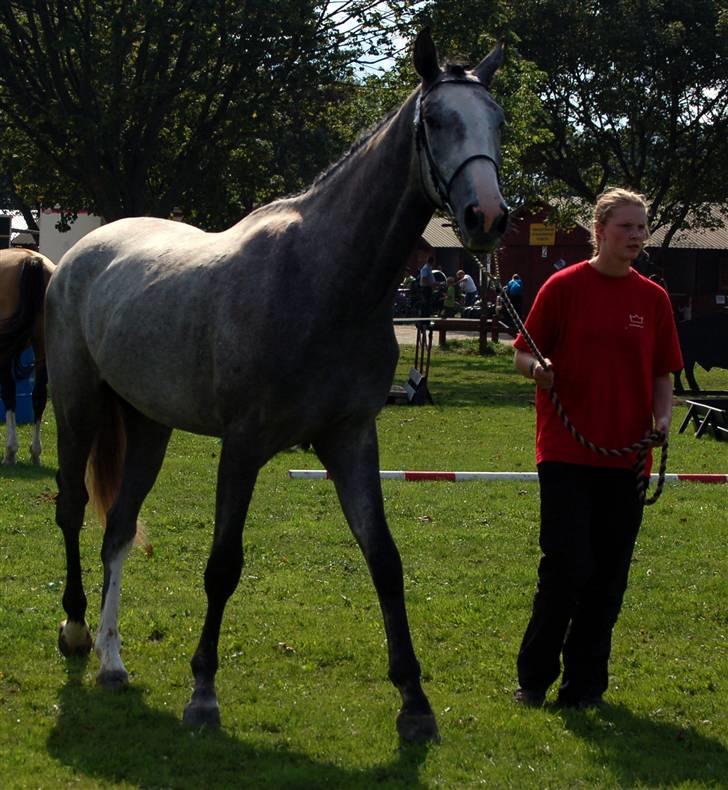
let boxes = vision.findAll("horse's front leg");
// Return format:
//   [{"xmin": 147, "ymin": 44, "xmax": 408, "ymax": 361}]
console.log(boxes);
[
  {"xmin": 315, "ymin": 422, "xmax": 439, "ymax": 744},
  {"xmin": 183, "ymin": 436, "xmax": 258, "ymax": 729}
]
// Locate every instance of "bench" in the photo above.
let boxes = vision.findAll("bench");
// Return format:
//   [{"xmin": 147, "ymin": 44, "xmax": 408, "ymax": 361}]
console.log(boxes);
[
  {"xmin": 430, "ymin": 317, "xmax": 516, "ymax": 348},
  {"xmin": 678, "ymin": 398, "xmax": 728, "ymax": 440}
]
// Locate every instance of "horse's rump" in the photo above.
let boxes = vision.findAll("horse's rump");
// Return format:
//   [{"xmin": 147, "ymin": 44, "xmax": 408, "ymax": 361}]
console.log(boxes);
[{"xmin": 0, "ymin": 253, "xmax": 48, "ymax": 362}]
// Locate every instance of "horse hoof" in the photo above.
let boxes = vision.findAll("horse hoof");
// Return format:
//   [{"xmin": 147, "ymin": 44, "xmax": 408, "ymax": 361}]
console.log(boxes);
[
  {"xmin": 58, "ymin": 619, "xmax": 93, "ymax": 657},
  {"xmin": 96, "ymin": 669, "xmax": 129, "ymax": 690},
  {"xmin": 396, "ymin": 711, "xmax": 440, "ymax": 744},
  {"xmin": 30, "ymin": 449, "xmax": 41, "ymax": 466},
  {"xmin": 183, "ymin": 699, "xmax": 221, "ymax": 729},
  {"xmin": 2, "ymin": 450, "xmax": 17, "ymax": 465}
]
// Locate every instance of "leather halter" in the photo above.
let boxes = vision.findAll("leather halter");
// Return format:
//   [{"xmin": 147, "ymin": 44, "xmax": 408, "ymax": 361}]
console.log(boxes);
[{"xmin": 414, "ymin": 78, "xmax": 501, "ymax": 215}]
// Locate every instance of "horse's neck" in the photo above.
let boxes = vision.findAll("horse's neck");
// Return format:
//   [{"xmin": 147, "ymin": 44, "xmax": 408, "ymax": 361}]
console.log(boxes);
[{"xmin": 303, "ymin": 93, "xmax": 432, "ymax": 294}]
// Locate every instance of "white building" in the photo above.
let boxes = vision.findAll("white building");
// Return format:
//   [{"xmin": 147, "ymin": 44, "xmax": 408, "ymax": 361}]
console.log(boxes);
[{"xmin": 39, "ymin": 208, "xmax": 102, "ymax": 263}]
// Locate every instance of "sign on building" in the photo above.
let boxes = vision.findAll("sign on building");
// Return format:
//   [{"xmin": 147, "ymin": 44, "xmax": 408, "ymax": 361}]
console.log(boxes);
[{"xmin": 529, "ymin": 223, "xmax": 556, "ymax": 246}]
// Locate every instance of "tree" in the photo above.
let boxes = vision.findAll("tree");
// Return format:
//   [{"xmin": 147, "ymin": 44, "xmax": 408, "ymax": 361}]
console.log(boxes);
[
  {"xmin": 0, "ymin": 0, "xmax": 418, "ymax": 226},
  {"xmin": 408, "ymin": 0, "xmax": 728, "ymax": 240}
]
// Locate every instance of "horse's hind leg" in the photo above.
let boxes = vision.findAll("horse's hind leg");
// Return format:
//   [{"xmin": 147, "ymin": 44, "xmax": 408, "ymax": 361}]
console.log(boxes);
[
  {"xmin": 29, "ymin": 362, "xmax": 48, "ymax": 465},
  {"xmin": 314, "ymin": 422, "xmax": 439, "ymax": 744},
  {"xmin": 56, "ymin": 388, "xmax": 101, "ymax": 657},
  {"xmin": 95, "ymin": 404, "xmax": 171, "ymax": 689},
  {"xmin": 0, "ymin": 358, "xmax": 17, "ymax": 465},
  {"xmin": 183, "ymin": 434, "xmax": 259, "ymax": 729}
]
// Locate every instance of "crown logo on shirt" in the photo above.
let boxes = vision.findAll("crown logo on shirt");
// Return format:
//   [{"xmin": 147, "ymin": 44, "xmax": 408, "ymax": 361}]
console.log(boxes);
[{"xmin": 629, "ymin": 314, "xmax": 644, "ymax": 328}]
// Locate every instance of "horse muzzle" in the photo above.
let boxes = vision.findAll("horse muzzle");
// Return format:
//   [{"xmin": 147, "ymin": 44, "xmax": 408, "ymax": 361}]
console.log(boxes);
[{"xmin": 458, "ymin": 202, "xmax": 509, "ymax": 252}]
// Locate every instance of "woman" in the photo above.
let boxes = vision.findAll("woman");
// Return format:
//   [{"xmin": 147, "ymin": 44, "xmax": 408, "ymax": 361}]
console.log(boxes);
[{"xmin": 512, "ymin": 188, "xmax": 683, "ymax": 708}]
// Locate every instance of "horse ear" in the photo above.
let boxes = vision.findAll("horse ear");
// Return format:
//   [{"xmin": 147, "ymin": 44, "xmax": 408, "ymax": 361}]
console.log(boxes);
[
  {"xmin": 413, "ymin": 28, "xmax": 441, "ymax": 84},
  {"xmin": 473, "ymin": 41, "xmax": 505, "ymax": 86}
]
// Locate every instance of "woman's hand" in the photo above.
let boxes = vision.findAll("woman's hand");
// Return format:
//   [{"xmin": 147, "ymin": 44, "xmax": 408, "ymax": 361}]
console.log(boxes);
[{"xmin": 532, "ymin": 358, "xmax": 554, "ymax": 389}]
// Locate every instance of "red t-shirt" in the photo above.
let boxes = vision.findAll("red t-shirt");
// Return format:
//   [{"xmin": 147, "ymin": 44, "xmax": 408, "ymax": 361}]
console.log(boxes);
[{"xmin": 514, "ymin": 261, "xmax": 683, "ymax": 471}]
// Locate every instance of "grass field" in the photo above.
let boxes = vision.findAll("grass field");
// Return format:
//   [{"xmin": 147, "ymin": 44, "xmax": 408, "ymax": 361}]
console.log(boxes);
[{"xmin": 1, "ymin": 341, "xmax": 726, "ymax": 788}]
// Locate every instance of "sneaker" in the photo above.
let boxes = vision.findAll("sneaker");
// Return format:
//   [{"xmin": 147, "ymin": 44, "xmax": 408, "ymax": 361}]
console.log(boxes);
[{"xmin": 514, "ymin": 687, "xmax": 545, "ymax": 707}]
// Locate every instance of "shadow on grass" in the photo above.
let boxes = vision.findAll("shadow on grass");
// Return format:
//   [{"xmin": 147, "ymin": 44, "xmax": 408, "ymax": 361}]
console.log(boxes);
[
  {"xmin": 0, "ymin": 460, "xmax": 55, "ymax": 478},
  {"xmin": 558, "ymin": 703, "xmax": 727, "ymax": 786},
  {"xmin": 47, "ymin": 662, "xmax": 431, "ymax": 789}
]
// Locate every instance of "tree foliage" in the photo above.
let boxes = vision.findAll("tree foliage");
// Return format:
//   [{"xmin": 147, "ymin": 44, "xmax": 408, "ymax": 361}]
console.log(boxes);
[
  {"xmin": 408, "ymin": 0, "xmax": 728, "ymax": 239},
  {"xmin": 5, "ymin": 1, "xmax": 723, "ymax": 245},
  {"xmin": 0, "ymin": 0, "xmax": 417, "ymax": 226}
]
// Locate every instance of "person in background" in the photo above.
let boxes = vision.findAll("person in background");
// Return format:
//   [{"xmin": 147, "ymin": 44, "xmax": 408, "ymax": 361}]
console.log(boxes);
[
  {"xmin": 512, "ymin": 188, "xmax": 683, "ymax": 710},
  {"xmin": 419, "ymin": 256, "xmax": 436, "ymax": 317},
  {"xmin": 456, "ymin": 269, "xmax": 479, "ymax": 306},
  {"xmin": 505, "ymin": 272, "xmax": 523, "ymax": 318},
  {"xmin": 441, "ymin": 276, "xmax": 462, "ymax": 317}
]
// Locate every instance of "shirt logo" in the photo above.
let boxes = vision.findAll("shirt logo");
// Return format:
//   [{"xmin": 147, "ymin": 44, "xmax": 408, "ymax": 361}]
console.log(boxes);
[{"xmin": 628, "ymin": 314, "xmax": 645, "ymax": 329}]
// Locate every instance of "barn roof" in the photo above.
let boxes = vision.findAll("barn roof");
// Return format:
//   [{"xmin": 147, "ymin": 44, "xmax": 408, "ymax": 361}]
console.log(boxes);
[
  {"xmin": 422, "ymin": 217, "xmax": 462, "ymax": 248},
  {"xmin": 648, "ymin": 209, "xmax": 728, "ymax": 250}
]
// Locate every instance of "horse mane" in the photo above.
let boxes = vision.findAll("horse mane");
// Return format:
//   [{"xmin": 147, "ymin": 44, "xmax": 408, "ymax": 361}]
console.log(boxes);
[
  {"xmin": 307, "ymin": 64, "xmax": 472, "ymax": 192},
  {"xmin": 444, "ymin": 63, "xmax": 468, "ymax": 77},
  {"xmin": 308, "ymin": 103, "xmax": 405, "ymax": 191},
  {"xmin": 0, "ymin": 255, "xmax": 47, "ymax": 360}
]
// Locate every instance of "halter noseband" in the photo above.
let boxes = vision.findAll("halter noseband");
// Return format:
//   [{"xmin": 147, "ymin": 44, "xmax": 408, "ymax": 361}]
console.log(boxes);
[{"xmin": 414, "ymin": 78, "xmax": 501, "ymax": 215}]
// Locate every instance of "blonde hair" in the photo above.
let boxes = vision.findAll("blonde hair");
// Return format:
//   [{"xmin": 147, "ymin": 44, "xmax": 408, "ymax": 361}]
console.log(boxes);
[{"xmin": 591, "ymin": 188, "xmax": 648, "ymax": 254}]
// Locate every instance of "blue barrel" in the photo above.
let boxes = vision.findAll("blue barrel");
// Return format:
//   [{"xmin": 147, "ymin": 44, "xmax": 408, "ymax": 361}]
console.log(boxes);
[{"xmin": 0, "ymin": 348, "xmax": 35, "ymax": 424}]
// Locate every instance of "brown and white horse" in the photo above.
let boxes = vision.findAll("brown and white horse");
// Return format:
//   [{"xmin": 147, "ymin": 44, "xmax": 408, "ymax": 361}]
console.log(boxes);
[{"xmin": 0, "ymin": 248, "xmax": 55, "ymax": 464}]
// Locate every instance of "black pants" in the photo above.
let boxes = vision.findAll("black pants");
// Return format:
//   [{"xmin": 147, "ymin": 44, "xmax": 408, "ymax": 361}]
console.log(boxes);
[
  {"xmin": 420, "ymin": 286, "xmax": 433, "ymax": 317},
  {"xmin": 517, "ymin": 462, "xmax": 644, "ymax": 700}
]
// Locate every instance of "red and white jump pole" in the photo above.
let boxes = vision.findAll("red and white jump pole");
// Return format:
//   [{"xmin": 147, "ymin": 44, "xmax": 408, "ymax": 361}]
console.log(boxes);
[{"xmin": 288, "ymin": 470, "xmax": 728, "ymax": 484}]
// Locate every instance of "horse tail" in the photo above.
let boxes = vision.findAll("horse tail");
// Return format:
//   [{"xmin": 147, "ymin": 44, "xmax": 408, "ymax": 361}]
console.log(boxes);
[
  {"xmin": 0, "ymin": 254, "xmax": 47, "ymax": 361},
  {"xmin": 86, "ymin": 386, "xmax": 126, "ymax": 529},
  {"xmin": 85, "ymin": 388, "xmax": 148, "ymax": 548}
]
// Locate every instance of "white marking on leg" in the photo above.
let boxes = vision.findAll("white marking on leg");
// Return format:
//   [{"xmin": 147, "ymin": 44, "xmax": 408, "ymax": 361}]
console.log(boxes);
[
  {"xmin": 30, "ymin": 420, "xmax": 42, "ymax": 464},
  {"xmin": 95, "ymin": 539, "xmax": 133, "ymax": 678},
  {"xmin": 3, "ymin": 411, "xmax": 18, "ymax": 465},
  {"xmin": 59, "ymin": 618, "xmax": 93, "ymax": 653}
]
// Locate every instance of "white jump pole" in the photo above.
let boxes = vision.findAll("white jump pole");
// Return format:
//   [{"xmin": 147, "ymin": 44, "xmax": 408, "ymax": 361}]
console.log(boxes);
[{"xmin": 288, "ymin": 470, "xmax": 728, "ymax": 484}]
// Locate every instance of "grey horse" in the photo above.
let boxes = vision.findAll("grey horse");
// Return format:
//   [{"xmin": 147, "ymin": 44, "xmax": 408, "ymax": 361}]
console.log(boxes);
[{"xmin": 46, "ymin": 28, "xmax": 508, "ymax": 743}]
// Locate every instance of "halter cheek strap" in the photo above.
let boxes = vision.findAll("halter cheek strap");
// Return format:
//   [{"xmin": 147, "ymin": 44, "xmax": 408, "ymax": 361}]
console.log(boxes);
[{"xmin": 414, "ymin": 79, "xmax": 501, "ymax": 214}]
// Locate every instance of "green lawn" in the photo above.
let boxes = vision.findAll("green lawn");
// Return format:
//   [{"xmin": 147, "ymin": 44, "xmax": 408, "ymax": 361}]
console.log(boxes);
[{"xmin": 1, "ymin": 341, "xmax": 726, "ymax": 788}]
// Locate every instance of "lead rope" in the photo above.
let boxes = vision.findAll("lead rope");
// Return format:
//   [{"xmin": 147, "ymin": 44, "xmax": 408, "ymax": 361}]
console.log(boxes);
[{"xmin": 473, "ymin": 250, "xmax": 668, "ymax": 505}]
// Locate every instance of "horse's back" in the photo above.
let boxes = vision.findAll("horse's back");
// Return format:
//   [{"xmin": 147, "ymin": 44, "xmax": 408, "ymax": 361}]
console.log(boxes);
[
  {"xmin": 50, "ymin": 217, "xmax": 216, "ymax": 325},
  {"xmin": 47, "ymin": 218, "xmax": 235, "ymax": 432},
  {"xmin": 0, "ymin": 248, "xmax": 55, "ymax": 321},
  {"xmin": 0, "ymin": 248, "xmax": 55, "ymax": 364}
]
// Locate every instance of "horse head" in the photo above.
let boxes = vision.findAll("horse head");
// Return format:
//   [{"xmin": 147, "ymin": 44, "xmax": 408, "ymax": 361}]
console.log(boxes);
[{"xmin": 413, "ymin": 29, "xmax": 508, "ymax": 252}]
